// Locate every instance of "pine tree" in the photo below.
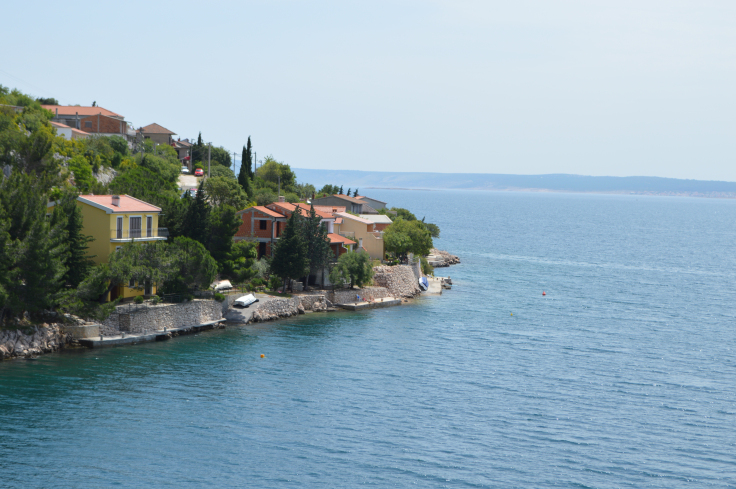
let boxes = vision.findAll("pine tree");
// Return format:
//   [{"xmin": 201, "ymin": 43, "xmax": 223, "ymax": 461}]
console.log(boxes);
[
  {"xmin": 302, "ymin": 205, "xmax": 333, "ymax": 288},
  {"xmin": 347, "ymin": 188, "xmax": 351, "ymax": 197},
  {"xmin": 354, "ymin": 188, "xmax": 359, "ymax": 197},
  {"xmin": 182, "ymin": 180, "xmax": 211, "ymax": 246},
  {"xmin": 52, "ymin": 192, "xmax": 95, "ymax": 287},
  {"xmin": 270, "ymin": 208, "xmax": 309, "ymax": 292}
]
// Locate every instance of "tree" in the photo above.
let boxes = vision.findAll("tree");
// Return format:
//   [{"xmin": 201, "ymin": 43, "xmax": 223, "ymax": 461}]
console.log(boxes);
[
  {"xmin": 204, "ymin": 176, "xmax": 249, "ymax": 209},
  {"xmin": 221, "ymin": 240, "xmax": 257, "ymax": 283},
  {"xmin": 354, "ymin": 188, "xmax": 359, "ymax": 197},
  {"xmin": 302, "ymin": 205, "xmax": 333, "ymax": 288},
  {"xmin": 270, "ymin": 208, "xmax": 308, "ymax": 292},
  {"xmin": 383, "ymin": 218, "xmax": 433, "ymax": 261},
  {"xmin": 329, "ymin": 250, "xmax": 374, "ymax": 289},
  {"xmin": 51, "ymin": 191, "xmax": 95, "ymax": 287},
  {"xmin": 255, "ymin": 156, "xmax": 296, "ymax": 190},
  {"xmin": 182, "ymin": 180, "xmax": 211, "ymax": 245},
  {"xmin": 36, "ymin": 97, "xmax": 59, "ymax": 105},
  {"xmin": 165, "ymin": 237, "xmax": 218, "ymax": 294},
  {"xmin": 205, "ymin": 204, "xmax": 241, "ymax": 268},
  {"xmin": 238, "ymin": 144, "xmax": 251, "ymax": 195},
  {"xmin": 339, "ymin": 185, "xmax": 343, "ymax": 195},
  {"xmin": 347, "ymin": 188, "xmax": 351, "ymax": 197}
]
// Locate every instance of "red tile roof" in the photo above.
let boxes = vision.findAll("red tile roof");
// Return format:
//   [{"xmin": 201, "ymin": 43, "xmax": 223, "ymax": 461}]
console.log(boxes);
[
  {"xmin": 237, "ymin": 205, "xmax": 285, "ymax": 218},
  {"xmin": 42, "ymin": 105, "xmax": 122, "ymax": 118},
  {"xmin": 269, "ymin": 202, "xmax": 334, "ymax": 220},
  {"xmin": 328, "ymin": 233, "xmax": 356, "ymax": 245},
  {"xmin": 332, "ymin": 194, "xmax": 364, "ymax": 204},
  {"xmin": 313, "ymin": 205, "xmax": 346, "ymax": 214},
  {"xmin": 140, "ymin": 123, "xmax": 176, "ymax": 134},
  {"xmin": 354, "ymin": 195, "xmax": 387, "ymax": 204},
  {"xmin": 78, "ymin": 195, "xmax": 160, "ymax": 213},
  {"xmin": 334, "ymin": 212, "xmax": 373, "ymax": 225}
]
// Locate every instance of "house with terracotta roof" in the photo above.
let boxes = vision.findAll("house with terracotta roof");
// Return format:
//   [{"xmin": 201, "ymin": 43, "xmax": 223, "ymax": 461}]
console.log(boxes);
[
  {"xmin": 43, "ymin": 105, "xmax": 131, "ymax": 140},
  {"xmin": 310, "ymin": 194, "xmax": 378, "ymax": 214},
  {"xmin": 234, "ymin": 198, "xmax": 356, "ymax": 262},
  {"xmin": 49, "ymin": 121, "xmax": 90, "ymax": 140},
  {"xmin": 48, "ymin": 194, "xmax": 168, "ymax": 301},
  {"xmin": 172, "ymin": 138, "xmax": 193, "ymax": 164},
  {"xmin": 139, "ymin": 123, "xmax": 177, "ymax": 146},
  {"xmin": 359, "ymin": 213, "xmax": 393, "ymax": 232},
  {"xmin": 333, "ymin": 212, "xmax": 385, "ymax": 260}
]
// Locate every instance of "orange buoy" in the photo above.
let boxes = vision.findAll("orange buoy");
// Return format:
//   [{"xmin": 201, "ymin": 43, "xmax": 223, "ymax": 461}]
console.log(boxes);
[
  {"xmin": 260, "ymin": 354, "xmax": 265, "ymax": 358},
  {"xmin": 542, "ymin": 291, "xmax": 546, "ymax": 296}
]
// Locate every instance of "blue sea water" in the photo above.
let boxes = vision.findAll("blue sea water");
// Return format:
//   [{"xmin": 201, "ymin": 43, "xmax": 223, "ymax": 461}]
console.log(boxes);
[{"xmin": 1, "ymin": 189, "xmax": 736, "ymax": 488}]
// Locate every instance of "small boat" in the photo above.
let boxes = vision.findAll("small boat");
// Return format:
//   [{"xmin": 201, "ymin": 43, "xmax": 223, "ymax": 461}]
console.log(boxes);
[
  {"xmin": 234, "ymin": 294, "xmax": 259, "ymax": 308},
  {"xmin": 418, "ymin": 277, "xmax": 429, "ymax": 291},
  {"xmin": 212, "ymin": 280, "xmax": 233, "ymax": 291}
]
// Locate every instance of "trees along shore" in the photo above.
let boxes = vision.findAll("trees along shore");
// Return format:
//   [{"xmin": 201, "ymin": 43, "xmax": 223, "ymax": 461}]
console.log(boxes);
[{"xmin": 0, "ymin": 84, "xmax": 441, "ymax": 328}]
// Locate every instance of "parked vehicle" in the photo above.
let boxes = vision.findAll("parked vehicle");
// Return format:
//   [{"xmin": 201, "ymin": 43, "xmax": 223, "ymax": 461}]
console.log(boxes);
[
  {"xmin": 234, "ymin": 294, "xmax": 259, "ymax": 308},
  {"xmin": 181, "ymin": 165, "xmax": 189, "ymax": 174},
  {"xmin": 181, "ymin": 188, "xmax": 197, "ymax": 198},
  {"xmin": 194, "ymin": 168, "xmax": 204, "ymax": 176}
]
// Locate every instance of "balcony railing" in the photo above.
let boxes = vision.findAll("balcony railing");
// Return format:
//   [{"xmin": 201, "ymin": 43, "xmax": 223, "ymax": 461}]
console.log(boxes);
[
  {"xmin": 339, "ymin": 231, "xmax": 355, "ymax": 239},
  {"xmin": 111, "ymin": 227, "xmax": 169, "ymax": 240}
]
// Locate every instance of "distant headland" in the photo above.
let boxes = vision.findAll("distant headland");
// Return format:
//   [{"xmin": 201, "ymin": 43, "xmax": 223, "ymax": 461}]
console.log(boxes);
[{"xmin": 293, "ymin": 169, "xmax": 736, "ymax": 199}]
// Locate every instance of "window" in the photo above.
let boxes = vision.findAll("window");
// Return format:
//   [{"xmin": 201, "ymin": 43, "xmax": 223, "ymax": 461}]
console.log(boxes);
[
  {"xmin": 129, "ymin": 278, "xmax": 135, "ymax": 287},
  {"xmin": 146, "ymin": 216, "xmax": 153, "ymax": 237},
  {"xmin": 259, "ymin": 242, "xmax": 267, "ymax": 258},
  {"xmin": 115, "ymin": 246, "xmax": 122, "ymax": 252},
  {"xmin": 259, "ymin": 220, "xmax": 267, "ymax": 230},
  {"xmin": 130, "ymin": 217, "xmax": 142, "ymax": 238},
  {"xmin": 85, "ymin": 121, "xmax": 92, "ymax": 128}
]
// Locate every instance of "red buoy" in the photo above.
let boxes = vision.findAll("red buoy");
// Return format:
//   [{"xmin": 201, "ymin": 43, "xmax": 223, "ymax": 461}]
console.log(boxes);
[{"xmin": 542, "ymin": 291, "xmax": 546, "ymax": 296}]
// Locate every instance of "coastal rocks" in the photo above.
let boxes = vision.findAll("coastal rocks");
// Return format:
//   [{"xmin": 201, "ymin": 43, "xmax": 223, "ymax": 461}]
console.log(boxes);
[
  {"xmin": 427, "ymin": 249, "xmax": 460, "ymax": 267},
  {"xmin": 0, "ymin": 324, "xmax": 69, "ymax": 360},
  {"xmin": 250, "ymin": 297, "xmax": 303, "ymax": 323},
  {"xmin": 372, "ymin": 265, "xmax": 421, "ymax": 298}
]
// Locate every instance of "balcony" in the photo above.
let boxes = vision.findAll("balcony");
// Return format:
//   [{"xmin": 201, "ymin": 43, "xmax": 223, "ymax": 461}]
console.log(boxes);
[
  {"xmin": 111, "ymin": 227, "xmax": 169, "ymax": 242},
  {"xmin": 339, "ymin": 231, "xmax": 355, "ymax": 239}
]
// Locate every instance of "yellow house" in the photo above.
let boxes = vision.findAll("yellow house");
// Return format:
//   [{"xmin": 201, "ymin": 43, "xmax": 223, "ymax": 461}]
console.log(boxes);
[
  {"xmin": 333, "ymin": 212, "xmax": 384, "ymax": 260},
  {"xmin": 51, "ymin": 194, "xmax": 167, "ymax": 301}
]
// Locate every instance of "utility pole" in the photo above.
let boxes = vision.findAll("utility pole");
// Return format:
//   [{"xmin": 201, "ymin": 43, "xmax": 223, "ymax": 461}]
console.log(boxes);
[
  {"xmin": 232, "ymin": 151, "xmax": 237, "ymax": 171},
  {"xmin": 207, "ymin": 142, "xmax": 211, "ymax": 178},
  {"xmin": 254, "ymin": 151, "xmax": 257, "ymax": 175}
]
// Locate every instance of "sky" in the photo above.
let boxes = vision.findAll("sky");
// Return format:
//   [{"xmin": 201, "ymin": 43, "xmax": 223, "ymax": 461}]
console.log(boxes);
[{"xmin": 2, "ymin": 0, "xmax": 735, "ymax": 181}]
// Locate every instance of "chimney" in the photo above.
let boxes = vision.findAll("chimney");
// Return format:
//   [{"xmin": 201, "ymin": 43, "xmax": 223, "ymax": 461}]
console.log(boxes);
[
  {"xmin": 278, "ymin": 196, "xmax": 285, "ymax": 203},
  {"xmin": 112, "ymin": 195, "xmax": 120, "ymax": 207},
  {"xmin": 55, "ymin": 108, "xmax": 58, "ymax": 117}
]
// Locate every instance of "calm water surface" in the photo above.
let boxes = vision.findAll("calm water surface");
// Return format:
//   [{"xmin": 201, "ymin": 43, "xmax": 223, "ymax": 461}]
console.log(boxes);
[{"xmin": 1, "ymin": 190, "xmax": 736, "ymax": 488}]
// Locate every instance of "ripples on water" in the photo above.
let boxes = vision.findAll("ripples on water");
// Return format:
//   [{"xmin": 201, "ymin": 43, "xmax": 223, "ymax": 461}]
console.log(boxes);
[{"xmin": 1, "ymin": 190, "xmax": 735, "ymax": 488}]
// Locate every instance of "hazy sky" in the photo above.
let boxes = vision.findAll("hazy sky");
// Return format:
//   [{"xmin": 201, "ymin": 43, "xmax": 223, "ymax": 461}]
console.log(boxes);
[{"xmin": 2, "ymin": 1, "xmax": 735, "ymax": 180}]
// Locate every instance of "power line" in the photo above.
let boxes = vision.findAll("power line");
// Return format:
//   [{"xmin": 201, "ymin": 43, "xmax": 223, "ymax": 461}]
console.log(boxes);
[{"xmin": 0, "ymin": 68, "xmax": 54, "ymax": 96}]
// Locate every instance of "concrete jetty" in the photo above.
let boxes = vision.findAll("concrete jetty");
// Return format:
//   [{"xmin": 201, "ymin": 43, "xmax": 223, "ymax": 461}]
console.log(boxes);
[
  {"xmin": 78, "ymin": 319, "xmax": 226, "ymax": 348},
  {"xmin": 335, "ymin": 297, "xmax": 402, "ymax": 311}
]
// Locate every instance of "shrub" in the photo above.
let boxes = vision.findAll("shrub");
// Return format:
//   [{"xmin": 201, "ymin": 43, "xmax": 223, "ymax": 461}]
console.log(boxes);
[
  {"xmin": 268, "ymin": 276, "xmax": 282, "ymax": 291},
  {"xmin": 214, "ymin": 292, "xmax": 225, "ymax": 302},
  {"xmin": 251, "ymin": 277, "xmax": 263, "ymax": 287},
  {"xmin": 420, "ymin": 256, "xmax": 434, "ymax": 276},
  {"xmin": 151, "ymin": 295, "xmax": 161, "ymax": 305},
  {"xmin": 134, "ymin": 295, "xmax": 144, "ymax": 304}
]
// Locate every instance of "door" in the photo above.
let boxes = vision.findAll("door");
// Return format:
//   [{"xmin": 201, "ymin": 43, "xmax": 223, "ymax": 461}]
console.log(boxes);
[
  {"xmin": 144, "ymin": 281, "xmax": 152, "ymax": 296},
  {"xmin": 130, "ymin": 217, "xmax": 141, "ymax": 238},
  {"xmin": 116, "ymin": 216, "xmax": 123, "ymax": 239},
  {"xmin": 259, "ymin": 242, "xmax": 267, "ymax": 259}
]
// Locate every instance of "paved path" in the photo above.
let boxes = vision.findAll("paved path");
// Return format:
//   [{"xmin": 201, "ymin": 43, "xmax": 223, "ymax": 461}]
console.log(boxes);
[{"xmin": 178, "ymin": 174, "xmax": 201, "ymax": 190}]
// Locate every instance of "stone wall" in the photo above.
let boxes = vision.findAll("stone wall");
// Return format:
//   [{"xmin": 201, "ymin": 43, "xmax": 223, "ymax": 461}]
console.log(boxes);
[
  {"xmin": 102, "ymin": 300, "xmax": 222, "ymax": 334},
  {"xmin": 0, "ymin": 324, "xmax": 69, "ymax": 360},
  {"xmin": 330, "ymin": 286, "xmax": 391, "ymax": 304},
  {"xmin": 297, "ymin": 294, "xmax": 331, "ymax": 312},
  {"xmin": 372, "ymin": 265, "xmax": 421, "ymax": 298}
]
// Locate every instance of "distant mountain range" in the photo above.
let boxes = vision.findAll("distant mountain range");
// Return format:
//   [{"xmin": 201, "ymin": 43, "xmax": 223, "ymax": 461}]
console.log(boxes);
[{"xmin": 293, "ymin": 169, "xmax": 736, "ymax": 198}]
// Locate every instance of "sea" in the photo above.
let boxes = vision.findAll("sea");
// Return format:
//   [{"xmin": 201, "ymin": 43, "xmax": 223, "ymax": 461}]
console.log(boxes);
[{"xmin": 1, "ymin": 189, "xmax": 735, "ymax": 488}]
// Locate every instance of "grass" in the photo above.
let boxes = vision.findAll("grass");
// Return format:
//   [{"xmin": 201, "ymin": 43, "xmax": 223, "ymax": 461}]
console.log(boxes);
[{"xmin": 263, "ymin": 291, "xmax": 293, "ymax": 298}]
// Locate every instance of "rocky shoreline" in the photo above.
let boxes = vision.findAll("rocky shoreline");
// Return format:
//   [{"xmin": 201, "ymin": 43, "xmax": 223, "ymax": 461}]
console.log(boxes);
[
  {"xmin": 0, "ymin": 324, "xmax": 70, "ymax": 360},
  {"xmin": 428, "ymin": 249, "xmax": 461, "ymax": 267}
]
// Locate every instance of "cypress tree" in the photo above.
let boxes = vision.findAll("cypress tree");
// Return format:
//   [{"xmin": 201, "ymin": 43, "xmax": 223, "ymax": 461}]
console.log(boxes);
[
  {"xmin": 238, "ymin": 144, "xmax": 252, "ymax": 199},
  {"xmin": 346, "ymin": 188, "xmax": 351, "ymax": 197},
  {"xmin": 354, "ymin": 188, "xmax": 359, "ymax": 197},
  {"xmin": 245, "ymin": 136, "xmax": 253, "ymax": 179},
  {"xmin": 339, "ymin": 185, "xmax": 343, "ymax": 195}
]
